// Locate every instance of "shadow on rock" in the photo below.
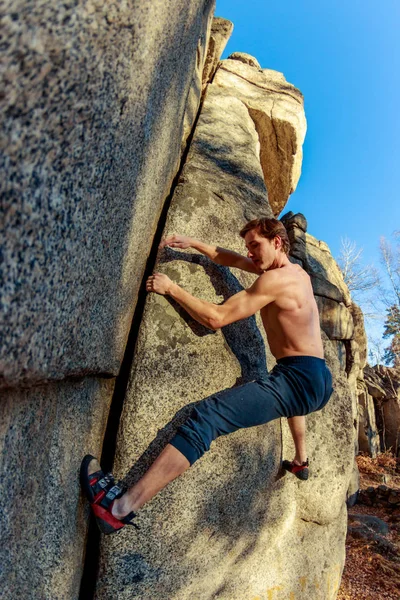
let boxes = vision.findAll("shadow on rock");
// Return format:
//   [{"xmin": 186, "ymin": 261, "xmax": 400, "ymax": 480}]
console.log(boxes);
[{"xmin": 160, "ymin": 248, "xmax": 268, "ymax": 383}]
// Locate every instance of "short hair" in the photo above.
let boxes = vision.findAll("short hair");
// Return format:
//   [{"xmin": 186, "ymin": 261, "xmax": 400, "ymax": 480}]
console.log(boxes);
[{"xmin": 239, "ymin": 217, "xmax": 290, "ymax": 256}]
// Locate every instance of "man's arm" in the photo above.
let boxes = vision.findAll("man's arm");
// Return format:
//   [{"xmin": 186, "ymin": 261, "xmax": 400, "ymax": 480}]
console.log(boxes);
[
  {"xmin": 159, "ymin": 235, "xmax": 260, "ymax": 274},
  {"xmin": 146, "ymin": 272, "xmax": 276, "ymax": 329}
]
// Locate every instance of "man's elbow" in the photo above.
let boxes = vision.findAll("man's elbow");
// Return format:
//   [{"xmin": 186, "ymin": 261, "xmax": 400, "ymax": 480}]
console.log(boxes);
[
  {"xmin": 208, "ymin": 316, "xmax": 222, "ymax": 331},
  {"xmin": 208, "ymin": 306, "xmax": 228, "ymax": 330}
]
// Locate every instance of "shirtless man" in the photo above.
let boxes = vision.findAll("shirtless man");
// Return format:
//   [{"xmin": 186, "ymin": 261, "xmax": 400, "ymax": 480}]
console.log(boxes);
[{"xmin": 81, "ymin": 218, "xmax": 333, "ymax": 534}]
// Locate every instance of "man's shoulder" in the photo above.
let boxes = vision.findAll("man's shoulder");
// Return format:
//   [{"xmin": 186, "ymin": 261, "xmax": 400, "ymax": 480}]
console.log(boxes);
[
  {"xmin": 256, "ymin": 267, "xmax": 301, "ymax": 291},
  {"xmin": 253, "ymin": 270, "xmax": 280, "ymax": 292},
  {"xmin": 258, "ymin": 269, "xmax": 282, "ymax": 283}
]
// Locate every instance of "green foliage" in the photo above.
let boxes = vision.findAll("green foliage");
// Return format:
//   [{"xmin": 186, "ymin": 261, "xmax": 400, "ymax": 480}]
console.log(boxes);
[{"xmin": 383, "ymin": 304, "xmax": 400, "ymax": 366}]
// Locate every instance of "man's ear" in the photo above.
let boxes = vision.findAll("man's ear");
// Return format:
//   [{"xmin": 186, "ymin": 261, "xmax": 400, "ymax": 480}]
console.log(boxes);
[{"xmin": 274, "ymin": 235, "xmax": 282, "ymax": 249}]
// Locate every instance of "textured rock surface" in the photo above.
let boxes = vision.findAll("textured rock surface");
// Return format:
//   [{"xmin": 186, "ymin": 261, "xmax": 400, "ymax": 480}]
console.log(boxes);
[
  {"xmin": 202, "ymin": 17, "xmax": 233, "ymax": 87},
  {"xmin": 0, "ymin": 377, "xmax": 114, "ymax": 599},
  {"xmin": 358, "ymin": 381, "xmax": 380, "ymax": 457},
  {"xmin": 383, "ymin": 396, "xmax": 400, "ymax": 454},
  {"xmin": 1, "ymin": 0, "xmax": 217, "ymax": 387},
  {"xmin": 0, "ymin": 1, "xmax": 231, "ymax": 598},
  {"xmin": 284, "ymin": 216, "xmax": 352, "ymax": 308},
  {"xmin": 350, "ymin": 303, "xmax": 368, "ymax": 369},
  {"xmin": 2, "ymin": 3, "xmax": 362, "ymax": 596},
  {"xmin": 228, "ymin": 51, "xmax": 262, "ymax": 69},
  {"xmin": 282, "ymin": 213, "xmax": 353, "ymax": 342},
  {"xmin": 212, "ymin": 57, "xmax": 307, "ymax": 215},
  {"xmin": 281, "ymin": 212, "xmax": 360, "ymax": 507},
  {"xmin": 363, "ymin": 365, "xmax": 400, "ymax": 455},
  {"xmin": 97, "ymin": 76, "xmax": 352, "ymax": 599},
  {"xmin": 315, "ymin": 297, "xmax": 354, "ymax": 340}
]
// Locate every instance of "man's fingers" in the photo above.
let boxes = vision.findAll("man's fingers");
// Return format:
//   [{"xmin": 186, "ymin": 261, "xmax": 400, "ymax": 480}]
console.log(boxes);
[
  {"xmin": 159, "ymin": 235, "xmax": 180, "ymax": 249},
  {"xmin": 146, "ymin": 275, "xmax": 154, "ymax": 290}
]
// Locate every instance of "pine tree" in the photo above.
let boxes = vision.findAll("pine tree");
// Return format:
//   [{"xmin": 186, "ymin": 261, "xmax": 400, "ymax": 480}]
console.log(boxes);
[{"xmin": 383, "ymin": 304, "xmax": 400, "ymax": 366}]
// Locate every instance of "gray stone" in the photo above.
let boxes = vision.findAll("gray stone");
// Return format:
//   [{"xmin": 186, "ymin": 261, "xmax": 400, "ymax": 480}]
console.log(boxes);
[
  {"xmin": 228, "ymin": 51, "xmax": 262, "ymax": 69},
  {"xmin": 350, "ymin": 303, "xmax": 367, "ymax": 368},
  {"xmin": 287, "ymin": 224, "xmax": 352, "ymax": 308},
  {"xmin": 365, "ymin": 379, "xmax": 386, "ymax": 399},
  {"xmin": 382, "ymin": 395, "xmax": 400, "ymax": 454},
  {"xmin": 0, "ymin": 377, "xmax": 114, "ymax": 599},
  {"xmin": 315, "ymin": 296, "xmax": 354, "ymax": 340},
  {"xmin": 346, "ymin": 462, "xmax": 360, "ymax": 507},
  {"xmin": 331, "ymin": 340, "xmax": 347, "ymax": 371},
  {"xmin": 1, "ymin": 0, "xmax": 217, "ymax": 387},
  {"xmin": 310, "ymin": 274, "xmax": 344, "ymax": 303},
  {"xmin": 357, "ymin": 382, "xmax": 380, "ymax": 457},
  {"xmin": 281, "ymin": 210, "xmax": 308, "ymax": 232},
  {"xmin": 346, "ymin": 339, "xmax": 362, "ymax": 389},
  {"xmin": 213, "ymin": 58, "xmax": 307, "ymax": 216},
  {"xmin": 202, "ymin": 17, "xmax": 233, "ymax": 87},
  {"xmin": 283, "ymin": 216, "xmax": 347, "ymax": 315},
  {"xmin": 96, "ymin": 71, "xmax": 353, "ymax": 598}
]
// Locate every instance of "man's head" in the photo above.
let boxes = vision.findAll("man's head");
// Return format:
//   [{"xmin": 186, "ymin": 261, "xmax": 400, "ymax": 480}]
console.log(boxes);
[{"xmin": 239, "ymin": 217, "xmax": 290, "ymax": 271}]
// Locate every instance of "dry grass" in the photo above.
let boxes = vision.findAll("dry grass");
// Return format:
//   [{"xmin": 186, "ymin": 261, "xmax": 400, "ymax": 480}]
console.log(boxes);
[
  {"xmin": 357, "ymin": 450, "xmax": 398, "ymax": 475},
  {"xmin": 337, "ymin": 452, "xmax": 400, "ymax": 600}
]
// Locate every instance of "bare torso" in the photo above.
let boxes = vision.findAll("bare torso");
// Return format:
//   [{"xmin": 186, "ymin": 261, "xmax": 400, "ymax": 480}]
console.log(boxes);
[{"xmin": 260, "ymin": 263, "xmax": 324, "ymax": 360}]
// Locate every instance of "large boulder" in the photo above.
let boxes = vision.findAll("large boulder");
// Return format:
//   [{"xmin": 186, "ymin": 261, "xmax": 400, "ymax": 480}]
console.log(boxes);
[
  {"xmin": 281, "ymin": 212, "xmax": 354, "ymax": 344},
  {"xmin": 0, "ymin": 377, "xmax": 114, "ymax": 598},
  {"xmin": 281, "ymin": 212, "xmax": 361, "ymax": 506},
  {"xmin": 282, "ymin": 213, "xmax": 352, "ymax": 307},
  {"xmin": 315, "ymin": 297, "xmax": 354, "ymax": 340},
  {"xmin": 1, "ymin": 0, "xmax": 218, "ymax": 387},
  {"xmin": 350, "ymin": 303, "xmax": 368, "ymax": 369},
  {"xmin": 357, "ymin": 381, "xmax": 380, "ymax": 457},
  {"xmin": 363, "ymin": 365, "xmax": 400, "ymax": 455},
  {"xmin": 0, "ymin": 2, "xmax": 229, "ymax": 598},
  {"xmin": 202, "ymin": 17, "xmax": 234, "ymax": 88},
  {"xmin": 96, "ymin": 62, "xmax": 353, "ymax": 600},
  {"xmin": 212, "ymin": 56, "xmax": 307, "ymax": 215}
]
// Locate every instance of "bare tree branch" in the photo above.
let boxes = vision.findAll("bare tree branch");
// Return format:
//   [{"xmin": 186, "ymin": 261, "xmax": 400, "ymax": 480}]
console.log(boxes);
[{"xmin": 337, "ymin": 237, "xmax": 381, "ymax": 297}]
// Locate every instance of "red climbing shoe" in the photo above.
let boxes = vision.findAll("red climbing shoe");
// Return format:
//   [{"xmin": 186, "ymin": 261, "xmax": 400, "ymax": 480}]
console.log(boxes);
[
  {"xmin": 282, "ymin": 458, "xmax": 309, "ymax": 480},
  {"xmin": 80, "ymin": 455, "xmax": 139, "ymax": 534}
]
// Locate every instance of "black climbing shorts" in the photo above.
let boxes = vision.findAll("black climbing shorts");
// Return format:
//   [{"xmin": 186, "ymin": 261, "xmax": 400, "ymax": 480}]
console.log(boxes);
[{"xmin": 169, "ymin": 355, "xmax": 333, "ymax": 465}]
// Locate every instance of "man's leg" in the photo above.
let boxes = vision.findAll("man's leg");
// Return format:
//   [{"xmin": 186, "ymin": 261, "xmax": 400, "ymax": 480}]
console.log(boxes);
[
  {"xmin": 112, "ymin": 444, "xmax": 189, "ymax": 519},
  {"xmin": 112, "ymin": 415, "xmax": 309, "ymax": 520},
  {"xmin": 112, "ymin": 379, "xmax": 285, "ymax": 520},
  {"xmin": 287, "ymin": 416, "xmax": 307, "ymax": 465}
]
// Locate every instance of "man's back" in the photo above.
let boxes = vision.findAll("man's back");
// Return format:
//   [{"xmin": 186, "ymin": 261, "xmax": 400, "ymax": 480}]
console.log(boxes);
[{"xmin": 259, "ymin": 263, "xmax": 324, "ymax": 360}]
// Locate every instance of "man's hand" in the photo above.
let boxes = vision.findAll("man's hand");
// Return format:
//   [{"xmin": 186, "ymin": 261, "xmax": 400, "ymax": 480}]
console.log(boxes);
[
  {"xmin": 146, "ymin": 273, "xmax": 174, "ymax": 295},
  {"xmin": 159, "ymin": 234, "xmax": 194, "ymax": 250}
]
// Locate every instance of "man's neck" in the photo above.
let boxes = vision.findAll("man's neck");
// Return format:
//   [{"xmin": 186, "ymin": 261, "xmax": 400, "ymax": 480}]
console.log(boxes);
[{"xmin": 267, "ymin": 253, "xmax": 290, "ymax": 270}]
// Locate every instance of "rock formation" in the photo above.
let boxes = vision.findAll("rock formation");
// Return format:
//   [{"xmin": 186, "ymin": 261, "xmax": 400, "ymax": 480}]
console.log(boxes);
[
  {"xmin": 96, "ymin": 70, "xmax": 352, "ymax": 600},
  {"xmin": 1, "ymin": 1, "xmax": 220, "ymax": 597},
  {"xmin": 359, "ymin": 365, "xmax": 400, "ymax": 457},
  {"xmin": 1, "ymin": 2, "xmax": 365, "ymax": 599}
]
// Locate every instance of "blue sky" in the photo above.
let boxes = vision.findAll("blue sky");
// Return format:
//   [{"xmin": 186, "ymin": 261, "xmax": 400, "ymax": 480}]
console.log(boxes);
[{"xmin": 216, "ymin": 0, "xmax": 400, "ymax": 349}]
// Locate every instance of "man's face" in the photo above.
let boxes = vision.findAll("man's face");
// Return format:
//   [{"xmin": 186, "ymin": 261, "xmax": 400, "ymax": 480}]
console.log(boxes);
[{"xmin": 244, "ymin": 228, "xmax": 280, "ymax": 271}]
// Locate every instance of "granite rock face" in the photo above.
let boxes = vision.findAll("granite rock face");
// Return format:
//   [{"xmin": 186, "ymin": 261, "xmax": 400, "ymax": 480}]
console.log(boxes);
[
  {"xmin": 213, "ymin": 57, "xmax": 307, "ymax": 215},
  {"xmin": 1, "ymin": 0, "xmax": 217, "ymax": 387},
  {"xmin": 361, "ymin": 365, "xmax": 400, "ymax": 456},
  {"xmin": 96, "ymin": 73, "xmax": 353, "ymax": 600},
  {"xmin": 358, "ymin": 380, "xmax": 380, "ymax": 457},
  {"xmin": 1, "ymin": 2, "xmax": 232, "ymax": 598},
  {"xmin": 2, "ymin": 4, "xmax": 363, "ymax": 597},
  {"xmin": 282, "ymin": 212, "xmax": 354, "ymax": 340},
  {"xmin": 350, "ymin": 303, "xmax": 368, "ymax": 369},
  {"xmin": 0, "ymin": 377, "xmax": 114, "ymax": 599},
  {"xmin": 281, "ymin": 212, "xmax": 362, "ymax": 505},
  {"xmin": 202, "ymin": 17, "xmax": 234, "ymax": 88}
]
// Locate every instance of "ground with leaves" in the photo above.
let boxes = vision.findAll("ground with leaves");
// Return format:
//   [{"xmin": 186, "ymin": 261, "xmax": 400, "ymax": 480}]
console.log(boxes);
[{"xmin": 337, "ymin": 453, "xmax": 400, "ymax": 600}]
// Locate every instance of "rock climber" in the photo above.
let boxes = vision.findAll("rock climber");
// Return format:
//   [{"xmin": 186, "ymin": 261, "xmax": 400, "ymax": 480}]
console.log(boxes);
[{"xmin": 81, "ymin": 217, "xmax": 333, "ymax": 534}]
